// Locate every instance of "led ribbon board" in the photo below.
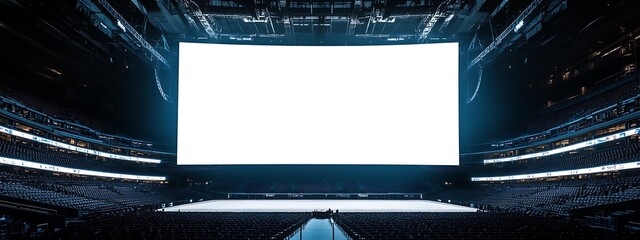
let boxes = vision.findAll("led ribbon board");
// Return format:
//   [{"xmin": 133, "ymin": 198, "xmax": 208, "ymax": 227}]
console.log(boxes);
[
  {"xmin": 472, "ymin": 161, "xmax": 640, "ymax": 182},
  {"xmin": 0, "ymin": 156, "xmax": 166, "ymax": 181},
  {"xmin": 484, "ymin": 128, "xmax": 640, "ymax": 164},
  {"xmin": 0, "ymin": 126, "xmax": 161, "ymax": 163},
  {"xmin": 178, "ymin": 43, "xmax": 460, "ymax": 165}
]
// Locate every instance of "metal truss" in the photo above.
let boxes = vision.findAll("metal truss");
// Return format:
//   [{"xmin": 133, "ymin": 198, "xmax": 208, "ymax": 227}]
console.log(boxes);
[
  {"xmin": 177, "ymin": 0, "xmax": 219, "ymax": 38},
  {"xmin": 467, "ymin": 0, "xmax": 542, "ymax": 70}
]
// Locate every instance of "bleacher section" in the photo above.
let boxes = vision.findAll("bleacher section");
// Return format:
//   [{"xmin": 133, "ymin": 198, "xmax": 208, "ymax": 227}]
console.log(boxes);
[
  {"xmin": 487, "ymin": 77, "xmax": 640, "ymax": 151},
  {"xmin": 333, "ymin": 212, "xmax": 621, "ymax": 240},
  {"xmin": 0, "ymin": 140, "xmax": 159, "ymax": 175},
  {"xmin": 0, "ymin": 172, "xmax": 210, "ymax": 214},
  {"xmin": 433, "ymin": 174, "xmax": 640, "ymax": 216},
  {"xmin": 0, "ymin": 90, "xmax": 172, "ymax": 180},
  {"xmin": 0, "ymin": 87, "xmax": 171, "ymax": 152},
  {"xmin": 65, "ymin": 212, "xmax": 310, "ymax": 240},
  {"xmin": 529, "ymin": 78, "xmax": 640, "ymax": 136}
]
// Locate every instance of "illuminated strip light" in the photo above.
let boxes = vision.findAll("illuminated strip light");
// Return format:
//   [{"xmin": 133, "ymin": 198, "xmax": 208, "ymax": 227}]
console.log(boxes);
[
  {"xmin": 0, "ymin": 156, "xmax": 165, "ymax": 181},
  {"xmin": 484, "ymin": 128, "xmax": 640, "ymax": 164},
  {"xmin": 471, "ymin": 161, "xmax": 640, "ymax": 182},
  {"xmin": 0, "ymin": 126, "xmax": 161, "ymax": 164}
]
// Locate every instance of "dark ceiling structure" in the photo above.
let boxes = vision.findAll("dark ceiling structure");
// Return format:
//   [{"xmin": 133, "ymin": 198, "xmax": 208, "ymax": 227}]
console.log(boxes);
[
  {"xmin": 1, "ymin": 0, "xmax": 638, "ymax": 145},
  {"xmin": 63, "ymin": 0, "xmax": 571, "ymax": 103}
]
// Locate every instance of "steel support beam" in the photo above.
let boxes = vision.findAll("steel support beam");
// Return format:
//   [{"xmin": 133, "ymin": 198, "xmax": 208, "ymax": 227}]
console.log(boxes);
[
  {"xmin": 347, "ymin": 0, "xmax": 361, "ymax": 36},
  {"xmin": 92, "ymin": 0, "xmax": 169, "ymax": 68},
  {"xmin": 418, "ymin": 0, "xmax": 462, "ymax": 41},
  {"xmin": 177, "ymin": 0, "xmax": 219, "ymax": 38},
  {"xmin": 87, "ymin": 0, "xmax": 172, "ymax": 102},
  {"xmin": 467, "ymin": 0, "xmax": 542, "ymax": 70},
  {"xmin": 417, "ymin": 0, "xmax": 451, "ymax": 42},
  {"xmin": 280, "ymin": 0, "xmax": 293, "ymax": 35}
]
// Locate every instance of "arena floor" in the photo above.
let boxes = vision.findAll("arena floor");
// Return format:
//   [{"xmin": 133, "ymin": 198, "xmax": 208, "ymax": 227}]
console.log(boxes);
[{"xmin": 160, "ymin": 200, "xmax": 477, "ymax": 212}]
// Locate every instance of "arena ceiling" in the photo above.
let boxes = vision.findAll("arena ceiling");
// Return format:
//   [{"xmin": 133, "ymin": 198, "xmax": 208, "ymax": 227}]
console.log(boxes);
[{"xmin": 1, "ymin": 0, "xmax": 637, "ymax": 145}]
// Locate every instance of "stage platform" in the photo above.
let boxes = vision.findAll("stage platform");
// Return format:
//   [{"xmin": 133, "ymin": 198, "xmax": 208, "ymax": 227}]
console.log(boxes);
[{"xmin": 161, "ymin": 200, "xmax": 477, "ymax": 212}]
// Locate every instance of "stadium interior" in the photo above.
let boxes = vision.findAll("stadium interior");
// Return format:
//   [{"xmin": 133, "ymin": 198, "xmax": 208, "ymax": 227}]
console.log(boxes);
[{"xmin": 1, "ymin": 0, "xmax": 640, "ymax": 239}]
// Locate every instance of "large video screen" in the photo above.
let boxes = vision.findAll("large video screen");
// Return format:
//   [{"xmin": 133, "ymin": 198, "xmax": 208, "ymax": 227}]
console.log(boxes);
[{"xmin": 178, "ymin": 42, "xmax": 459, "ymax": 165}]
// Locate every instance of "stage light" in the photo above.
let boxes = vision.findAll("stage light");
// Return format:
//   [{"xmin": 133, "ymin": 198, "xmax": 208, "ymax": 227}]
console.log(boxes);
[
  {"xmin": 117, "ymin": 20, "xmax": 126, "ymax": 32},
  {"xmin": 514, "ymin": 20, "xmax": 524, "ymax": 32}
]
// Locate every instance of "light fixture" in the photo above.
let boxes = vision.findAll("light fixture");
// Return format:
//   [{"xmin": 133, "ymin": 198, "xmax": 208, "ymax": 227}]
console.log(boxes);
[{"xmin": 514, "ymin": 20, "xmax": 524, "ymax": 32}]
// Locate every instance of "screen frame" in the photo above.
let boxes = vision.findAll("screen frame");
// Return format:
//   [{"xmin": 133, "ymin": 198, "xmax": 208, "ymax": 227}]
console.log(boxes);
[{"xmin": 177, "ymin": 42, "xmax": 460, "ymax": 166}]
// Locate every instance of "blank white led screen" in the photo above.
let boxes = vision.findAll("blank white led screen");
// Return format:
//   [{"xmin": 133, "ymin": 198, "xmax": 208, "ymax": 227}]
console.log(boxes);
[{"xmin": 178, "ymin": 42, "xmax": 459, "ymax": 165}]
